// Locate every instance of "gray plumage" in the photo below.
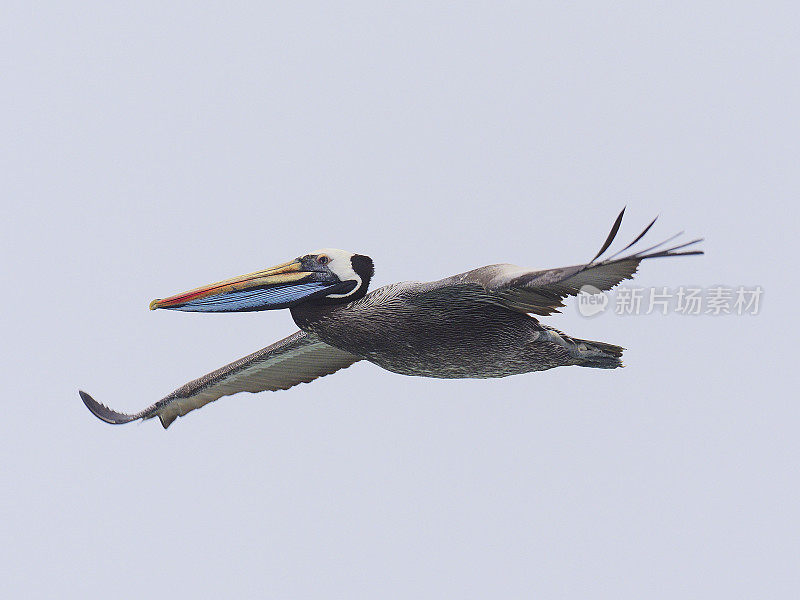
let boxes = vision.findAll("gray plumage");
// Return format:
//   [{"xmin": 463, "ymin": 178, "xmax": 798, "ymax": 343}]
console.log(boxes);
[
  {"xmin": 291, "ymin": 282, "xmax": 620, "ymax": 379},
  {"xmin": 80, "ymin": 209, "xmax": 702, "ymax": 429}
]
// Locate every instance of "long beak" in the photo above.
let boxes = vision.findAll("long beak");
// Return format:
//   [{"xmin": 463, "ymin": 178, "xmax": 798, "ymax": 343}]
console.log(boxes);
[{"xmin": 149, "ymin": 259, "xmax": 336, "ymax": 312}]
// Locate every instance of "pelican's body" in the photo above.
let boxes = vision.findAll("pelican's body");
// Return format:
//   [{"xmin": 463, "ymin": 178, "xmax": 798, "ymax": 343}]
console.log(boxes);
[
  {"xmin": 80, "ymin": 209, "xmax": 702, "ymax": 429},
  {"xmin": 291, "ymin": 281, "xmax": 613, "ymax": 379}
]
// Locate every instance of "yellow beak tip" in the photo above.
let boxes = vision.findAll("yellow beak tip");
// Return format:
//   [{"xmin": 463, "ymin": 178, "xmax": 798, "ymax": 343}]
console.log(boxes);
[{"xmin": 149, "ymin": 299, "xmax": 161, "ymax": 311}]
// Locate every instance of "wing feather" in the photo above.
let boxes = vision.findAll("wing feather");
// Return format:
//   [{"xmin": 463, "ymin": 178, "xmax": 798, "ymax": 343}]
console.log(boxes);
[
  {"xmin": 426, "ymin": 211, "xmax": 703, "ymax": 316},
  {"xmin": 80, "ymin": 330, "xmax": 361, "ymax": 429}
]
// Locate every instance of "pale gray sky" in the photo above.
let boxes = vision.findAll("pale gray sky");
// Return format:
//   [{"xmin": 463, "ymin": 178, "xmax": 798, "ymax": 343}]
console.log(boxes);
[{"xmin": 2, "ymin": 3, "xmax": 798, "ymax": 598}]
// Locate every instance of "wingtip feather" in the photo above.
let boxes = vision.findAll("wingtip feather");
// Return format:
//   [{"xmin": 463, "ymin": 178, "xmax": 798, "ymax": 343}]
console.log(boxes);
[
  {"xmin": 590, "ymin": 208, "xmax": 626, "ymax": 264},
  {"xmin": 79, "ymin": 390, "xmax": 139, "ymax": 425}
]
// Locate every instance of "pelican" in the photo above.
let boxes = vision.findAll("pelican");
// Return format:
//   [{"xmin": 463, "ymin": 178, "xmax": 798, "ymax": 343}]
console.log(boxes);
[{"xmin": 80, "ymin": 209, "xmax": 703, "ymax": 429}]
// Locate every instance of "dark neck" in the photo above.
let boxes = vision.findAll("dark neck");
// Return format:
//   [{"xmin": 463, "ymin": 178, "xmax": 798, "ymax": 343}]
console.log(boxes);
[{"xmin": 290, "ymin": 300, "xmax": 343, "ymax": 332}]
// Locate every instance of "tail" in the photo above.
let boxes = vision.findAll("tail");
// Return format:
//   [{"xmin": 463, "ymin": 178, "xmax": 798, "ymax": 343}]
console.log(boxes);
[
  {"xmin": 573, "ymin": 338, "xmax": 624, "ymax": 369},
  {"xmin": 541, "ymin": 328, "xmax": 624, "ymax": 369}
]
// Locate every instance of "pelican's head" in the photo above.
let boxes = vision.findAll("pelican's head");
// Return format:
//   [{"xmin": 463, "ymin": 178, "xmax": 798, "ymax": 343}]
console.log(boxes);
[{"xmin": 149, "ymin": 249, "xmax": 374, "ymax": 312}]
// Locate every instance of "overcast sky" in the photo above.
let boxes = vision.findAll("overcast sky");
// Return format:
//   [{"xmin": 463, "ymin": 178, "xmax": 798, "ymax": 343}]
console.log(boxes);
[{"xmin": 2, "ymin": 3, "xmax": 797, "ymax": 598}]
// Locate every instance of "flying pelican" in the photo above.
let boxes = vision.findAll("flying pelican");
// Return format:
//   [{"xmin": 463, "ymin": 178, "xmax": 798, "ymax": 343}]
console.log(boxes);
[{"xmin": 80, "ymin": 209, "xmax": 703, "ymax": 429}]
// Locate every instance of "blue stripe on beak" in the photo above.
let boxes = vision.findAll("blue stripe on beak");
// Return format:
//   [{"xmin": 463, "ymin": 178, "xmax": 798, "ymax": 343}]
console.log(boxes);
[{"xmin": 162, "ymin": 281, "xmax": 334, "ymax": 312}]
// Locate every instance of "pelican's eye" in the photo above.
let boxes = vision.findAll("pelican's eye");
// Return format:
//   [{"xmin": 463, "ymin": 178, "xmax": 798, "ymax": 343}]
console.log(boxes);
[{"xmin": 316, "ymin": 254, "xmax": 330, "ymax": 265}]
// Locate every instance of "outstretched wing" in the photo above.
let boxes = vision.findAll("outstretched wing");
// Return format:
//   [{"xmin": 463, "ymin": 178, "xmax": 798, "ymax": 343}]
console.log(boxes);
[
  {"xmin": 80, "ymin": 330, "xmax": 362, "ymax": 429},
  {"xmin": 429, "ymin": 208, "xmax": 703, "ymax": 316}
]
